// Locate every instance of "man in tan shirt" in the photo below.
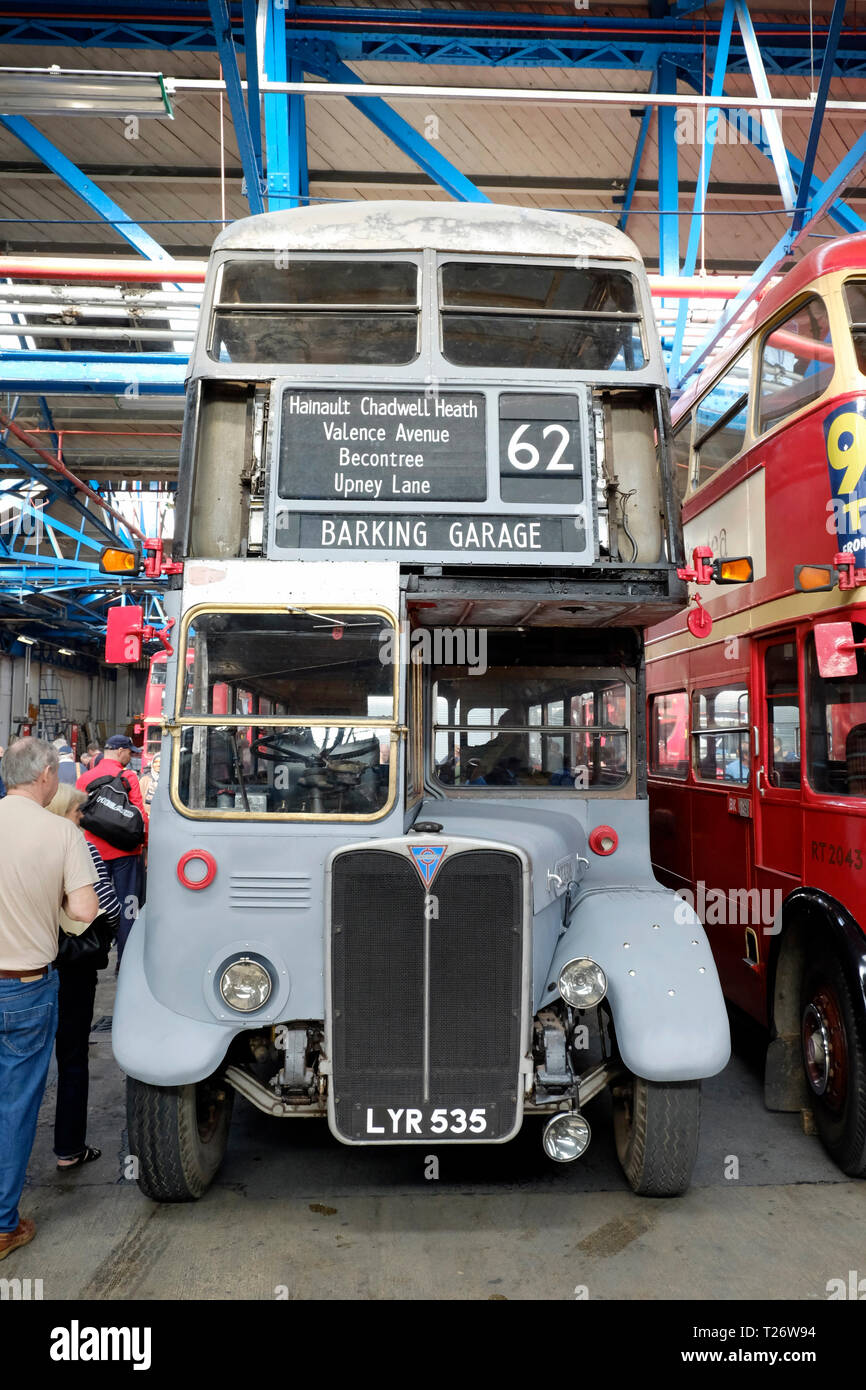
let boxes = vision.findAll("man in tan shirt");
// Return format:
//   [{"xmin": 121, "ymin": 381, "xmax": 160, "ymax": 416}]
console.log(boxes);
[{"xmin": 0, "ymin": 738, "xmax": 98, "ymax": 1261}]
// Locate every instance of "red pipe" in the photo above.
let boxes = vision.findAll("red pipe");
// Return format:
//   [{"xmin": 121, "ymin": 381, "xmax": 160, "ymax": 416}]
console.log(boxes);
[
  {"xmin": 649, "ymin": 277, "xmax": 755, "ymax": 299},
  {"xmin": 0, "ymin": 256, "xmax": 205, "ymax": 283},
  {"xmin": 1, "ymin": 10, "xmax": 816, "ymax": 37},
  {"xmin": 0, "ymin": 409, "xmax": 147, "ymax": 541}
]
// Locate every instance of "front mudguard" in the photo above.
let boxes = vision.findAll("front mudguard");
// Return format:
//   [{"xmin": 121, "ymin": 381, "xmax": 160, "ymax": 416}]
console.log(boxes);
[
  {"xmin": 112, "ymin": 910, "xmax": 236, "ymax": 1085},
  {"xmin": 545, "ymin": 887, "xmax": 730, "ymax": 1081}
]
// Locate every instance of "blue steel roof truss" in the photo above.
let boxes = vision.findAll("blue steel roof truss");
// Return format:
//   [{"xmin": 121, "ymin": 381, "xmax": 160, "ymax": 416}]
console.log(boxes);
[{"xmin": 3, "ymin": 1, "xmax": 866, "ymax": 638}]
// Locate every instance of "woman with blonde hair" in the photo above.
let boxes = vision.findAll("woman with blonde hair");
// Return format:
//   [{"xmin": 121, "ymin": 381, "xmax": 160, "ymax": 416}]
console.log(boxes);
[
  {"xmin": 46, "ymin": 783, "xmax": 121, "ymax": 1170},
  {"xmin": 139, "ymin": 751, "xmax": 160, "ymax": 808}
]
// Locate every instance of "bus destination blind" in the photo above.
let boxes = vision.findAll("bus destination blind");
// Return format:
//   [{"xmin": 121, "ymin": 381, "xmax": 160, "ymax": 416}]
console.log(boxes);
[
  {"xmin": 278, "ymin": 389, "xmax": 487, "ymax": 501},
  {"xmin": 272, "ymin": 387, "xmax": 592, "ymax": 562}
]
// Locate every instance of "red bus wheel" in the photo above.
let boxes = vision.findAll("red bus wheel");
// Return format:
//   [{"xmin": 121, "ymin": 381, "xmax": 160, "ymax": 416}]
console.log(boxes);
[{"xmin": 800, "ymin": 947, "xmax": 866, "ymax": 1177}]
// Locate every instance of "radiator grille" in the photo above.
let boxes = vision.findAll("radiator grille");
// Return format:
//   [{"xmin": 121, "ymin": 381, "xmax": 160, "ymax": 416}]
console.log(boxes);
[{"xmin": 330, "ymin": 847, "xmax": 524, "ymax": 1141}]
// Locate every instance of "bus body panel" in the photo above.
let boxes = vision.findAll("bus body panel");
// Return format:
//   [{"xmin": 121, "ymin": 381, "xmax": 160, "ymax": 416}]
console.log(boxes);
[
  {"xmin": 113, "ymin": 914, "xmax": 236, "ymax": 1086},
  {"xmin": 546, "ymin": 888, "xmax": 729, "ymax": 1081}
]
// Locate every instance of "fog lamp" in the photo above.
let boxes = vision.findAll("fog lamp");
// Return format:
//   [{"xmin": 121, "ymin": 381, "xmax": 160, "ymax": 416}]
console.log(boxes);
[
  {"xmin": 558, "ymin": 956, "xmax": 607, "ymax": 1008},
  {"xmin": 543, "ymin": 1112, "xmax": 591, "ymax": 1163},
  {"xmin": 219, "ymin": 957, "xmax": 272, "ymax": 1012}
]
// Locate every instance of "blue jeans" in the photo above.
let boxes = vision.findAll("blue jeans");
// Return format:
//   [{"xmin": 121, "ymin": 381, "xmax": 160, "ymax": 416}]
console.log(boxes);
[
  {"xmin": 106, "ymin": 855, "xmax": 144, "ymax": 966},
  {"xmin": 0, "ymin": 971, "xmax": 59, "ymax": 1231}
]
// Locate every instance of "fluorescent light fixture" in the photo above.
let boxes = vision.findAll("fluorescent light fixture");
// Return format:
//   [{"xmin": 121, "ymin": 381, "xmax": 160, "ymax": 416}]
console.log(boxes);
[
  {"xmin": 57, "ymin": 647, "xmax": 74, "ymax": 656},
  {"xmin": 17, "ymin": 634, "xmax": 36, "ymax": 645},
  {"xmin": 0, "ymin": 68, "xmax": 173, "ymax": 118}
]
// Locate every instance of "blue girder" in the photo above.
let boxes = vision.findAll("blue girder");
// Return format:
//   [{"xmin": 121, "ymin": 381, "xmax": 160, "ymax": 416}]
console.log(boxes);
[
  {"xmin": 0, "ymin": 117, "xmax": 171, "ymax": 262},
  {"xmin": 2, "ymin": 6, "xmax": 866, "ymax": 79}
]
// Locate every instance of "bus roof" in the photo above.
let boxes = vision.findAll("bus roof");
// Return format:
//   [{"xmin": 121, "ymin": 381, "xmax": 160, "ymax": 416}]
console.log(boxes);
[
  {"xmin": 675, "ymin": 231, "xmax": 866, "ymax": 419},
  {"xmin": 212, "ymin": 200, "xmax": 642, "ymax": 262}
]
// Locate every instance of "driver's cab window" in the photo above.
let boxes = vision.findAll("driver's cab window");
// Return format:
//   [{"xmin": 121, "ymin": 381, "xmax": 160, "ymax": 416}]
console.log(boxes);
[
  {"xmin": 175, "ymin": 608, "xmax": 396, "ymax": 817},
  {"xmin": 807, "ymin": 624, "xmax": 866, "ymax": 796}
]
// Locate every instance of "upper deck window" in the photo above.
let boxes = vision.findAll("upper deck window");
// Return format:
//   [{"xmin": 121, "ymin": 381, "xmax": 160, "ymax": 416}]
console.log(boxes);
[
  {"xmin": 844, "ymin": 279, "xmax": 866, "ymax": 375},
  {"xmin": 670, "ymin": 413, "xmax": 692, "ymax": 503},
  {"xmin": 439, "ymin": 261, "xmax": 646, "ymax": 371},
  {"xmin": 757, "ymin": 296, "xmax": 834, "ymax": 435},
  {"xmin": 209, "ymin": 258, "xmax": 419, "ymax": 365},
  {"xmin": 691, "ymin": 347, "xmax": 752, "ymax": 492}
]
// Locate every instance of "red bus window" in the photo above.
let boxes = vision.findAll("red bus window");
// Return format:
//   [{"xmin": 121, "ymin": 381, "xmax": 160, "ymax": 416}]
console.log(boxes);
[
  {"xmin": 765, "ymin": 640, "xmax": 801, "ymax": 789},
  {"xmin": 650, "ymin": 691, "xmax": 689, "ymax": 779},
  {"xmin": 758, "ymin": 296, "xmax": 834, "ymax": 436},
  {"xmin": 692, "ymin": 684, "xmax": 750, "ymax": 785},
  {"xmin": 843, "ymin": 280, "xmax": 866, "ymax": 377},
  {"xmin": 691, "ymin": 348, "xmax": 752, "ymax": 492},
  {"xmin": 807, "ymin": 624, "xmax": 866, "ymax": 797},
  {"xmin": 670, "ymin": 416, "xmax": 691, "ymax": 504}
]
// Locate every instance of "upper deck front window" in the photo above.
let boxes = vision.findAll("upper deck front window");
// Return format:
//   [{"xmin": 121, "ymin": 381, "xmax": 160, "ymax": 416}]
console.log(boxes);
[
  {"xmin": 439, "ymin": 261, "xmax": 646, "ymax": 371},
  {"xmin": 844, "ymin": 280, "xmax": 866, "ymax": 376},
  {"xmin": 209, "ymin": 257, "xmax": 420, "ymax": 365},
  {"xmin": 757, "ymin": 296, "xmax": 834, "ymax": 436}
]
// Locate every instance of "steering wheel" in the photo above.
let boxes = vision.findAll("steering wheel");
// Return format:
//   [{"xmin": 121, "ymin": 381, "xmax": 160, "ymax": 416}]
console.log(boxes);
[{"xmin": 249, "ymin": 732, "xmax": 320, "ymax": 764}]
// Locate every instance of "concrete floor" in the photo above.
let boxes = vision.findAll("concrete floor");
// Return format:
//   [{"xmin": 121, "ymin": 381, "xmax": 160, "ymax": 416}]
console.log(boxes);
[{"xmin": 9, "ymin": 972, "xmax": 866, "ymax": 1301}]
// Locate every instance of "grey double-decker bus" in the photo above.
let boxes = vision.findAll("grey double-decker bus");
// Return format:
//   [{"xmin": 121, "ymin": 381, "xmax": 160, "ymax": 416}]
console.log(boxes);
[{"xmin": 112, "ymin": 201, "xmax": 730, "ymax": 1200}]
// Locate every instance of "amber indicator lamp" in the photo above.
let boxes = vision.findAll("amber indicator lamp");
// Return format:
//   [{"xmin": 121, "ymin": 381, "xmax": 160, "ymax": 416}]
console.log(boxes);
[{"xmin": 99, "ymin": 546, "xmax": 140, "ymax": 575}]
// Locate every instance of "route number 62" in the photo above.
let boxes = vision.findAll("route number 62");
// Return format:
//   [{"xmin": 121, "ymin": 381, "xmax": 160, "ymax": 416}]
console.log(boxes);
[{"xmin": 506, "ymin": 422, "xmax": 573, "ymax": 472}]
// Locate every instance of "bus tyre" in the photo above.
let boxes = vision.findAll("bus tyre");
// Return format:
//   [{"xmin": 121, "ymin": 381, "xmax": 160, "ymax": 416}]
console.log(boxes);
[
  {"xmin": 613, "ymin": 1075, "xmax": 701, "ymax": 1196},
  {"xmin": 127, "ymin": 1075, "xmax": 234, "ymax": 1202},
  {"xmin": 800, "ymin": 946, "xmax": 866, "ymax": 1177}
]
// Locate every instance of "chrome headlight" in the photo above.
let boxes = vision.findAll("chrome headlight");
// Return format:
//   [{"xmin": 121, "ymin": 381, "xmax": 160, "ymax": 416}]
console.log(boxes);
[
  {"xmin": 558, "ymin": 956, "xmax": 607, "ymax": 1008},
  {"xmin": 543, "ymin": 1112, "xmax": 591, "ymax": 1163},
  {"xmin": 219, "ymin": 957, "xmax": 272, "ymax": 1012}
]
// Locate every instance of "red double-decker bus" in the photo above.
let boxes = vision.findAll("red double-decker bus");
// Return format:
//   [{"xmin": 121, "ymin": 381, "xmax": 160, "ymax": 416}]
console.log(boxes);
[
  {"xmin": 142, "ymin": 649, "xmax": 196, "ymax": 768},
  {"xmin": 647, "ymin": 234, "xmax": 866, "ymax": 1176}
]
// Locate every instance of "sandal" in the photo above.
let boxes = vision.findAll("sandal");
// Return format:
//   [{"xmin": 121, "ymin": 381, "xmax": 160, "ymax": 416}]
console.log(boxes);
[{"xmin": 56, "ymin": 1146, "xmax": 101, "ymax": 1170}]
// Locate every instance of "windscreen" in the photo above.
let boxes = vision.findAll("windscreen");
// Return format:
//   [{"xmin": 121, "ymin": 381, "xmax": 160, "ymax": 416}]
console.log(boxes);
[{"xmin": 175, "ymin": 609, "xmax": 396, "ymax": 817}]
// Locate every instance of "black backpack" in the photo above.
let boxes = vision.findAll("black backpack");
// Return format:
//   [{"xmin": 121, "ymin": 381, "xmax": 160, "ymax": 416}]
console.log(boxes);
[{"xmin": 79, "ymin": 772, "xmax": 145, "ymax": 851}]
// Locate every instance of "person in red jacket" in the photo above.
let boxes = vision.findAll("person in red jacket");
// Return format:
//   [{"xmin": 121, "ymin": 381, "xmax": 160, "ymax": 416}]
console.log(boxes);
[{"xmin": 76, "ymin": 734, "xmax": 147, "ymax": 966}]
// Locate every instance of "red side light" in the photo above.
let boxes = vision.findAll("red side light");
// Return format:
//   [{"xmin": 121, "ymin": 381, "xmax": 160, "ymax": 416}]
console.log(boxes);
[
  {"xmin": 177, "ymin": 850, "xmax": 217, "ymax": 891},
  {"xmin": 588, "ymin": 826, "xmax": 618, "ymax": 856}
]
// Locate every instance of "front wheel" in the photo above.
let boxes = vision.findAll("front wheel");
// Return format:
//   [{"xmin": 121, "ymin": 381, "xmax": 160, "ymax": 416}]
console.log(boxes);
[
  {"xmin": 612, "ymin": 1075, "xmax": 701, "ymax": 1196},
  {"xmin": 127, "ymin": 1074, "xmax": 234, "ymax": 1202},
  {"xmin": 800, "ymin": 944, "xmax": 866, "ymax": 1177}
]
